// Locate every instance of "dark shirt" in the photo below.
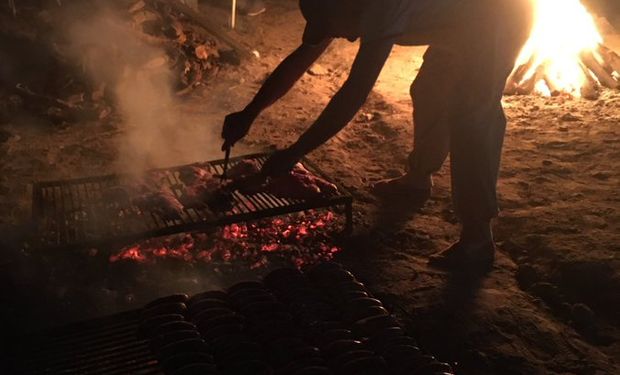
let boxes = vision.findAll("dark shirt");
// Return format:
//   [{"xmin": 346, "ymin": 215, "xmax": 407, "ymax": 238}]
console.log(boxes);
[{"xmin": 361, "ymin": 0, "xmax": 457, "ymax": 44}]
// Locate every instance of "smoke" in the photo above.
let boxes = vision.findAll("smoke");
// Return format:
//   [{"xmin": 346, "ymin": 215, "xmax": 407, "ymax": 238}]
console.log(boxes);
[{"xmin": 63, "ymin": 5, "xmax": 223, "ymax": 175}]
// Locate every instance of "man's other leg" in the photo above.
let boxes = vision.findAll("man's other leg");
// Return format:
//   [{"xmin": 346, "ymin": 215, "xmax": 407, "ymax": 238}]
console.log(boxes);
[
  {"xmin": 430, "ymin": 0, "xmax": 533, "ymax": 269},
  {"xmin": 372, "ymin": 46, "xmax": 458, "ymax": 198}
]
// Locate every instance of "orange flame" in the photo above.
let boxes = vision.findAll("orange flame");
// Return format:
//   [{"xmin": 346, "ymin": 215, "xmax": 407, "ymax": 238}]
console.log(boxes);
[{"xmin": 515, "ymin": 0, "xmax": 603, "ymax": 95}]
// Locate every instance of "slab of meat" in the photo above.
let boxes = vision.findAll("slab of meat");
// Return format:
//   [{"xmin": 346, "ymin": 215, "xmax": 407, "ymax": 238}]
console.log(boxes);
[
  {"xmin": 178, "ymin": 165, "xmax": 224, "ymax": 207},
  {"xmin": 132, "ymin": 186, "xmax": 184, "ymax": 220},
  {"xmin": 238, "ymin": 162, "xmax": 338, "ymax": 200},
  {"xmin": 226, "ymin": 159, "xmax": 262, "ymax": 180},
  {"xmin": 178, "ymin": 165, "xmax": 212, "ymax": 186}
]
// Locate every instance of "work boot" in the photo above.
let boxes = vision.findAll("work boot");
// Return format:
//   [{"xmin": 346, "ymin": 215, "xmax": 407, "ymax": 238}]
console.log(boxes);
[
  {"xmin": 237, "ymin": 0, "xmax": 266, "ymax": 16},
  {"xmin": 371, "ymin": 173, "xmax": 431, "ymax": 202},
  {"xmin": 428, "ymin": 240, "xmax": 495, "ymax": 273}
]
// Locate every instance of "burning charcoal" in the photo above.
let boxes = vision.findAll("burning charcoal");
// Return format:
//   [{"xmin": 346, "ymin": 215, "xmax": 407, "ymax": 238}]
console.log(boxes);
[
  {"xmin": 162, "ymin": 352, "xmax": 216, "ymax": 373},
  {"xmin": 159, "ymin": 338, "xmax": 209, "ymax": 359},
  {"xmin": 188, "ymin": 290, "xmax": 229, "ymax": 305},
  {"xmin": 141, "ymin": 302, "xmax": 187, "ymax": 320},
  {"xmin": 138, "ymin": 313, "xmax": 185, "ymax": 338},
  {"xmin": 145, "ymin": 293, "xmax": 189, "ymax": 309},
  {"xmin": 170, "ymin": 363, "xmax": 218, "ymax": 375},
  {"xmin": 150, "ymin": 330, "xmax": 201, "ymax": 354}
]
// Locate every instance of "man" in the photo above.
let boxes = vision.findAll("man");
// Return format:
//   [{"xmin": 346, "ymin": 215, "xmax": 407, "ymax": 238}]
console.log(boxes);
[{"xmin": 221, "ymin": 0, "xmax": 533, "ymax": 271}]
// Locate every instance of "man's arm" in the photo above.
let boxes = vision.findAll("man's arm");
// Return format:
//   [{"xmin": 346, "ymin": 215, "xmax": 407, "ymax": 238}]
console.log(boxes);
[
  {"xmin": 291, "ymin": 39, "xmax": 393, "ymax": 155},
  {"xmin": 262, "ymin": 39, "xmax": 394, "ymax": 175},
  {"xmin": 244, "ymin": 40, "xmax": 332, "ymax": 117},
  {"xmin": 222, "ymin": 40, "xmax": 331, "ymax": 150}
]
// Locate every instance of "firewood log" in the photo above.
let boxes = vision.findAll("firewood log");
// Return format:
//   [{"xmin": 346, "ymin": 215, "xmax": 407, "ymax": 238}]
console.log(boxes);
[
  {"xmin": 580, "ymin": 51, "xmax": 619, "ymax": 89},
  {"xmin": 505, "ymin": 55, "xmax": 536, "ymax": 94},
  {"xmin": 516, "ymin": 64, "xmax": 545, "ymax": 95},
  {"xmin": 597, "ymin": 44, "xmax": 620, "ymax": 75},
  {"xmin": 579, "ymin": 64, "xmax": 600, "ymax": 100},
  {"xmin": 159, "ymin": 0, "xmax": 252, "ymax": 60},
  {"xmin": 543, "ymin": 74, "xmax": 561, "ymax": 96}
]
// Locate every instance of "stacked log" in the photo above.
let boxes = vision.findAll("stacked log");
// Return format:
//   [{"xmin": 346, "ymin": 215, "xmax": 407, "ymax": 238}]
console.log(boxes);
[{"xmin": 504, "ymin": 44, "xmax": 620, "ymax": 99}]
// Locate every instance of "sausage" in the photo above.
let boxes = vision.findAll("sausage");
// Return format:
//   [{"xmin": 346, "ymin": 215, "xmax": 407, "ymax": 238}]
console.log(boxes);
[
  {"xmin": 345, "ymin": 306, "xmax": 390, "ymax": 323},
  {"xmin": 353, "ymin": 314, "xmax": 400, "ymax": 338},
  {"xmin": 228, "ymin": 281, "xmax": 266, "ymax": 294},
  {"xmin": 153, "ymin": 321, "xmax": 197, "ymax": 337},
  {"xmin": 162, "ymin": 352, "xmax": 215, "ymax": 373},
  {"xmin": 159, "ymin": 338, "xmax": 209, "ymax": 359},
  {"xmin": 187, "ymin": 299, "xmax": 229, "ymax": 317},
  {"xmin": 170, "ymin": 363, "xmax": 218, "ymax": 375},
  {"xmin": 190, "ymin": 307, "xmax": 236, "ymax": 324},
  {"xmin": 141, "ymin": 302, "xmax": 187, "ymax": 320},
  {"xmin": 339, "ymin": 356, "xmax": 389, "ymax": 375},
  {"xmin": 322, "ymin": 339, "xmax": 365, "ymax": 358},
  {"xmin": 187, "ymin": 290, "xmax": 229, "ymax": 305},
  {"xmin": 138, "ymin": 314, "xmax": 185, "ymax": 338},
  {"xmin": 144, "ymin": 294, "xmax": 189, "ymax": 309},
  {"xmin": 150, "ymin": 330, "xmax": 201, "ymax": 354}
]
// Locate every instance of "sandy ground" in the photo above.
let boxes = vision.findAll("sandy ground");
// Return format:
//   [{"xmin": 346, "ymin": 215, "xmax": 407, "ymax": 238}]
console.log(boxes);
[{"xmin": 1, "ymin": 1, "xmax": 619, "ymax": 374}]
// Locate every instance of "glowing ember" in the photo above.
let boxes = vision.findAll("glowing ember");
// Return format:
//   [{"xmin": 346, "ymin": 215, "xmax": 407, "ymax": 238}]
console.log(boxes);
[
  {"xmin": 108, "ymin": 210, "xmax": 342, "ymax": 269},
  {"xmin": 509, "ymin": 0, "xmax": 608, "ymax": 97}
]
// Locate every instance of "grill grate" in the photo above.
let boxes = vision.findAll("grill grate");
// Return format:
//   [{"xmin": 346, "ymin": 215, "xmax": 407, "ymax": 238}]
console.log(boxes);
[
  {"xmin": 32, "ymin": 153, "xmax": 353, "ymax": 251},
  {"xmin": 5, "ymin": 265, "xmax": 456, "ymax": 375},
  {"xmin": 6, "ymin": 310, "xmax": 163, "ymax": 375}
]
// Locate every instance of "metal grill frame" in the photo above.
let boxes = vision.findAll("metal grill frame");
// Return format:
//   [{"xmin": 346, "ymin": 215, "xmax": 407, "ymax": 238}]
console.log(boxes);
[
  {"xmin": 32, "ymin": 153, "xmax": 353, "ymax": 251},
  {"xmin": 4, "ymin": 310, "xmax": 163, "ymax": 375}
]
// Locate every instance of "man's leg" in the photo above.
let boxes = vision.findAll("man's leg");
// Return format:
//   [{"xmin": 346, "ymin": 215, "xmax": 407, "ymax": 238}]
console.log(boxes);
[
  {"xmin": 429, "ymin": 0, "xmax": 533, "ymax": 270},
  {"xmin": 372, "ymin": 46, "xmax": 458, "ymax": 197}
]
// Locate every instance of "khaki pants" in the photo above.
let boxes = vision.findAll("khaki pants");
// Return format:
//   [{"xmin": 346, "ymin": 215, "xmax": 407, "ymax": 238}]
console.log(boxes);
[{"xmin": 406, "ymin": 0, "xmax": 533, "ymax": 222}]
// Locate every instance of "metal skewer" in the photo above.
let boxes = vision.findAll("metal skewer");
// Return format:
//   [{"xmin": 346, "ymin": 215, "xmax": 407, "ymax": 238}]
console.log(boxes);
[{"xmin": 221, "ymin": 147, "xmax": 231, "ymax": 182}]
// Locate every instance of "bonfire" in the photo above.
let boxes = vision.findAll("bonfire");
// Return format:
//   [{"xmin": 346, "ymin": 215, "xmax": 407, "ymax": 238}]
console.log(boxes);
[{"xmin": 505, "ymin": 0, "xmax": 620, "ymax": 99}]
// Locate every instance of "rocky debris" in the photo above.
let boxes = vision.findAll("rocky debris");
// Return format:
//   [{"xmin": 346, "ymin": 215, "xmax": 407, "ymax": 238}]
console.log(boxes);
[
  {"xmin": 127, "ymin": 0, "xmax": 222, "ymax": 95},
  {"xmin": 307, "ymin": 63, "xmax": 328, "ymax": 76},
  {"xmin": 0, "ymin": 0, "xmax": 227, "ymax": 125}
]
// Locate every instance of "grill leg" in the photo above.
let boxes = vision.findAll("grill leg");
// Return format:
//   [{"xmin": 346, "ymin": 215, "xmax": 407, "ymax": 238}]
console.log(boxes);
[{"xmin": 344, "ymin": 201, "xmax": 353, "ymax": 234}]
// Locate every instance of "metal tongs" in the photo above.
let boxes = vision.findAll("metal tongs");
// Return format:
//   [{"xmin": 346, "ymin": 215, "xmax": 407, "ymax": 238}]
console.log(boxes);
[{"xmin": 220, "ymin": 146, "xmax": 231, "ymax": 183}]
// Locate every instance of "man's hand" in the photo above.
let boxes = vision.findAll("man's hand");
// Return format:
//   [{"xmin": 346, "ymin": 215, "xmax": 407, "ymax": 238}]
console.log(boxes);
[
  {"xmin": 261, "ymin": 148, "xmax": 304, "ymax": 177},
  {"xmin": 221, "ymin": 111, "xmax": 254, "ymax": 151}
]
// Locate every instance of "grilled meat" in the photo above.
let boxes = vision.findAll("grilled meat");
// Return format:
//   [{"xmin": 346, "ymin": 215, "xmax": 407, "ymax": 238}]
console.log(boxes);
[{"xmin": 133, "ymin": 187, "xmax": 184, "ymax": 219}]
